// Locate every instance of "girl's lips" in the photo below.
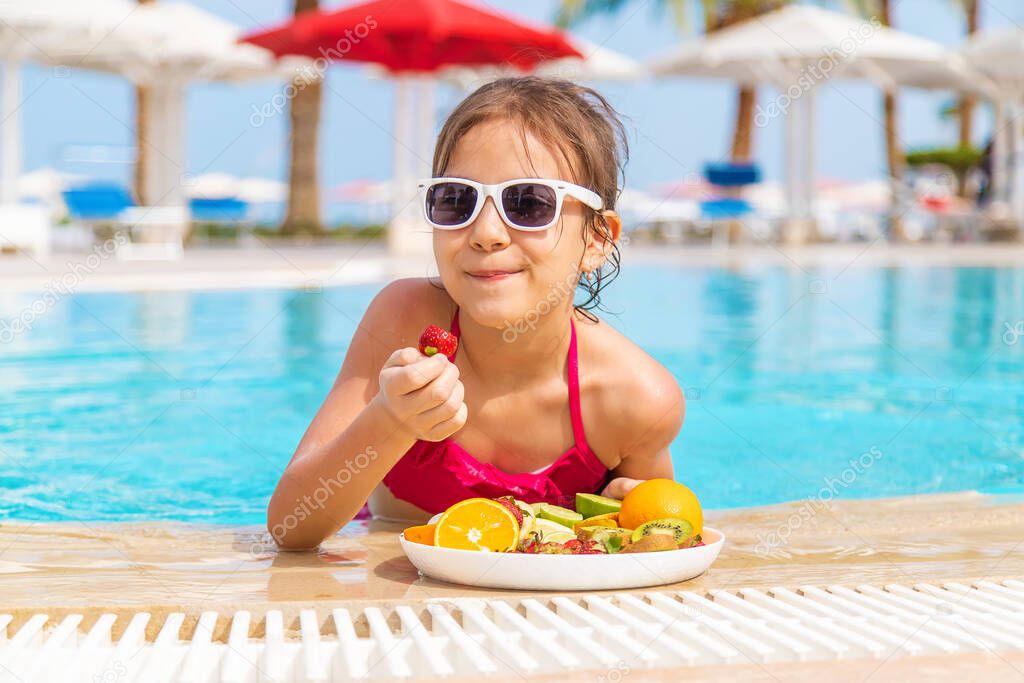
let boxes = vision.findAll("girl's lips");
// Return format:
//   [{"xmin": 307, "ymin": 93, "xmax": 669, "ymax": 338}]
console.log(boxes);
[{"xmin": 466, "ymin": 269, "xmax": 522, "ymax": 281}]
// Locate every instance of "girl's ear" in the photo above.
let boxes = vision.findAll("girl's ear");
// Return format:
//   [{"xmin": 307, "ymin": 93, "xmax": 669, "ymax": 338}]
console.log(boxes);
[{"xmin": 583, "ymin": 210, "xmax": 622, "ymax": 273}]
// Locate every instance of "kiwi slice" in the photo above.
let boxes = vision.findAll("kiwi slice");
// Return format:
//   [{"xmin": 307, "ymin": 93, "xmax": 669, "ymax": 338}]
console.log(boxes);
[
  {"xmin": 630, "ymin": 518, "xmax": 694, "ymax": 544},
  {"xmin": 579, "ymin": 526, "xmax": 632, "ymax": 553},
  {"xmin": 575, "ymin": 493, "xmax": 622, "ymax": 519},
  {"xmin": 535, "ymin": 503, "xmax": 583, "ymax": 528},
  {"xmin": 621, "ymin": 534, "xmax": 679, "ymax": 553}
]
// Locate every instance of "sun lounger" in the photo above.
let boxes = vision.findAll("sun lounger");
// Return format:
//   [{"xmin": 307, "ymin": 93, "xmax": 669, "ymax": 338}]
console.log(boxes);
[
  {"xmin": 697, "ymin": 162, "xmax": 771, "ymax": 245},
  {"xmin": 63, "ymin": 183, "xmax": 189, "ymax": 260},
  {"xmin": 0, "ymin": 203, "xmax": 52, "ymax": 257},
  {"xmin": 189, "ymin": 197, "xmax": 248, "ymax": 223},
  {"xmin": 115, "ymin": 206, "xmax": 189, "ymax": 260},
  {"xmin": 188, "ymin": 196, "xmax": 252, "ymax": 242}
]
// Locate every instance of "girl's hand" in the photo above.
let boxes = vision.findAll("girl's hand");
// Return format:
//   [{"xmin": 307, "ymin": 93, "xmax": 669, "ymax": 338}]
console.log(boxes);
[
  {"xmin": 377, "ymin": 347, "xmax": 468, "ymax": 442},
  {"xmin": 600, "ymin": 477, "xmax": 644, "ymax": 500}
]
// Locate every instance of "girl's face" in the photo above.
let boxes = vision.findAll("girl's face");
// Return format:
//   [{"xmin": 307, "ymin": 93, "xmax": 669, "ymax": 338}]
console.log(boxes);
[{"xmin": 433, "ymin": 118, "xmax": 598, "ymax": 330}]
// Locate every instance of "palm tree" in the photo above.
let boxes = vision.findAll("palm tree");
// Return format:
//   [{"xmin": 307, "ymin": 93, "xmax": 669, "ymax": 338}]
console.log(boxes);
[
  {"xmin": 556, "ymin": 0, "xmax": 788, "ymax": 161},
  {"xmin": 876, "ymin": 1, "xmax": 902, "ymax": 186},
  {"xmin": 953, "ymin": 0, "xmax": 979, "ymax": 148},
  {"xmin": 282, "ymin": 0, "xmax": 323, "ymax": 234}
]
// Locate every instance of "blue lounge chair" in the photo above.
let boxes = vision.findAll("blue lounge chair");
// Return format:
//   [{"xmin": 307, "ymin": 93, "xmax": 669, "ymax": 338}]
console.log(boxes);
[
  {"xmin": 704, "ymin": 162, "xmax": 761, "ymax": 188},
  {"xmin": 189, "ymin": 197, "xmax": 249, "ymax": 223},
  {"xmin": 62, "ymin": 182, "xmax": 188, "ymax": 260},
  {"xmin": 62, "ymin": 183, "xmax": 135, "ymax": 222},
  {"xmin": 698, "ymin": 162, "xmax": 767, "ymax": 245}
]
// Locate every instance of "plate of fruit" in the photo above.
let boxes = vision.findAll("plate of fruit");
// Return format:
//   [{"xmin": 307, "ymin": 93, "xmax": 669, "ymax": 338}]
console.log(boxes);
[{"xmin": 399, "ymin": 479, "xmax": 723, "ymax": 591}]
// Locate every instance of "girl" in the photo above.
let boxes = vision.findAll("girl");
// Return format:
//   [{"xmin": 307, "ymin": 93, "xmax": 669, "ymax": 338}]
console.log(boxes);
[{"xmin": 269, "ymin": 77, "xmax": 684, "ymax": 550}]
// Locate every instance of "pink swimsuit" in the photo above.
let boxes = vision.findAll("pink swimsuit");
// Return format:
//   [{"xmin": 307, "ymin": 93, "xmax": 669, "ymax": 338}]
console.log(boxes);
[{"xmin": 379, "ymin": 308, "xmax": 611, "ymax": 514}]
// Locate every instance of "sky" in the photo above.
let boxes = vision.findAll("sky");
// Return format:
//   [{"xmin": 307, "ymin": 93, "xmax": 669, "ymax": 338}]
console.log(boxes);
[{"xmin": 15, "ymin": 0, "xmax": 1024, "ymax": 220}]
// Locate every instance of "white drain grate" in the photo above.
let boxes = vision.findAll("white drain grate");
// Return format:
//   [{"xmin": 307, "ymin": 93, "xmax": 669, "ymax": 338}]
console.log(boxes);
[{"xmin": 3, "ymin": 579, "xmax": 1024, "ymax": 681}]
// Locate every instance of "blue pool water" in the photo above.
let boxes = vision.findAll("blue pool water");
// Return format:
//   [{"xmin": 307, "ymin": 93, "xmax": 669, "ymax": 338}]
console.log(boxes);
[{"xmin": 1, "ymin": 264, "xmax": 1023, "ymax": 524}]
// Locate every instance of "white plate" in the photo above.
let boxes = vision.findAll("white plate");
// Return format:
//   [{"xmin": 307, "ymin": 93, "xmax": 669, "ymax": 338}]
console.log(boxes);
[{"xmin": 400, "ymin": 527, "xmax": 725, "ymax": 591}]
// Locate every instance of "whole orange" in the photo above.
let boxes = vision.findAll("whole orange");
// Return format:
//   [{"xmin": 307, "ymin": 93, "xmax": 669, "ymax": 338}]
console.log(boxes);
[{"xmin": 618, "ymin": 478, "xmax": 702, "ymax": 534}]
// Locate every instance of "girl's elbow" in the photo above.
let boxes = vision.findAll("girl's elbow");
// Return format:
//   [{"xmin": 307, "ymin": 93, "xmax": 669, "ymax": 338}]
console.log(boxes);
[
  {"xmin": 266, "ymin": 514, "xmax": 323, "ymax": 551},
  {"xmin": 266, "ymin": 496, "xmax": 322, "ymax": 551}
]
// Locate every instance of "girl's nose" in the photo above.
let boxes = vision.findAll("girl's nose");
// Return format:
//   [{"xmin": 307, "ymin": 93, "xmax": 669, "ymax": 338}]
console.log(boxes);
[{"xmin": 468, "ymin": 197, "xmax": 511, "ymax": 252}]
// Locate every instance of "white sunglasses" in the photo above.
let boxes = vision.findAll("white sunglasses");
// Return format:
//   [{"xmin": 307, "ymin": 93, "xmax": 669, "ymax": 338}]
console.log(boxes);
[{"xmin": 418, "ymin": 177, "xmax": 604, "ymax": 232}]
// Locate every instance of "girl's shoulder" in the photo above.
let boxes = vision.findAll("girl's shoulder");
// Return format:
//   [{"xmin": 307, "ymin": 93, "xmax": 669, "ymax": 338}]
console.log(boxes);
[
  {"xmin": 359, "ymin": 277, "xmax": 455, "ymax": 350},
  {"xmin": 575, "ymin": 314, "xmax": 685, "ymax": 462},
  {"xmin": 574, "ymin": 313, "xmax": 680, "ymax": 396}
]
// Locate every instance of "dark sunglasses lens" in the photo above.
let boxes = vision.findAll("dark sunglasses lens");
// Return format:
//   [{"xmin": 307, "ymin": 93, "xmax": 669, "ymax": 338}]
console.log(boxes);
[
  {"xmin": 425, "ymin": 182, "xmax": 477, "ymax": 226},
  {"xmin": 502, "ymin": 183, "xmax": 557, "ymax": 228}
]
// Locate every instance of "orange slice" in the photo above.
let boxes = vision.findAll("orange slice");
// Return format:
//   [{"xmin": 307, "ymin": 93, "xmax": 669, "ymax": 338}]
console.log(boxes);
[
  {"xmin": 573, "ymin": 512, "xmax": 620, "ymax": 530},
  {"xmin": 434, "ymin": 498, "xmax": 521, "ymax": 552},
  {"xmin": 403, "ymin": 523, "xmax": 437, "ymax": 545}
]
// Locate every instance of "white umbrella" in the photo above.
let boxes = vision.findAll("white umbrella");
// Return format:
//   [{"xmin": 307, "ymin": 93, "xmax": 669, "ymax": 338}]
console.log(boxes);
[
  {"xmin": 649, "ymin": 5, "xmax": 986, "ymax": 234},
  {"xmin": 55, "ymin": 2, "xmax": 300, "ymax": 83},
  {"xmin": 183, "ymin": 172, "xmax": 239, "ymax": 200},
  {"xmin": 962, "ymin": 27, "xmax": 1024, "ymax": 227},
  {"xmin": 1, "ymin": 1, "xmax": 308, "ymax": 210},
  {"xmin": 55, "ymin": 2, "xmax": 306, "ymax": 210},
  {"xmin": 234, "ymin": 177, "xmax": 287, "ymax": 204},
  {"xmin": 962, "ymin": 27, "xmax": 1024, "ymax": 89},
  {"xmin": 16, "ymin": 168, "xmax": 81, "ymax": 204},
  {"xmin": 651, "ymin": 6, "xmax": 980, "ymax": 90},
  {"xmin": 0, "ymin": 0, "xmax": 139, "ymax": 203},
  {"xmin": 183, "ymin": 173, "xmax": 287, "ymax": 203}
]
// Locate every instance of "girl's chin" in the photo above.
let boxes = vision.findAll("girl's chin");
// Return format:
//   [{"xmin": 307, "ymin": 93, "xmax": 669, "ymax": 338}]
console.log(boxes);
[{"xmin": 458, "ymin": 300, "xmax": 531, "ymax": 331}]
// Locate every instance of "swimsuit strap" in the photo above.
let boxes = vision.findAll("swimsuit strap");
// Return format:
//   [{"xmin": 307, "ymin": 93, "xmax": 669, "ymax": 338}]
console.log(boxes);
[
  {"xmin": 566, "ymin": 318, "xmax": 591, "ymax": 453},
  {"xmin": 450, "ymin": 307, "xmax": 461, "ymax": 337},
  {"xmin": 449, "ymin": 308, "xmax": 590, "ymax": 452},
  {"xmin": 446, "ymin": 307, "xmax": 461, "ymax": 361}
]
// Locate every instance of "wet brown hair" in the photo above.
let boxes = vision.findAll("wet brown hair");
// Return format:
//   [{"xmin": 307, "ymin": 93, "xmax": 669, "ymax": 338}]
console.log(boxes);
[{"xmin": 432, "ymin": 76, "xmax": 628, "ymax": 318}]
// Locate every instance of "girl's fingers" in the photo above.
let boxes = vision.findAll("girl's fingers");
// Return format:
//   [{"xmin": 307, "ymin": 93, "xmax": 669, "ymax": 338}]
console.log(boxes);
[
  {"xmin": 600, "ymin": 477, "xmax": 644, "ymax": 500},
  {"xmin": 417, "ymin": 380, "xmax": 465, "ymax": 425},
  {"xmin": 383, "ymin": 353, "xmax": 449, "ymax": 395},
  {"xmin": 422, "ymin": 403, "xmax": 469, "ymax": 442},
  {"xmin": 407, "ymin": 362, "xmax": 461, "ymax": 411},
  {"xmin": 382, "ymin": 347, "xmax": 421, "ymax": 369}
]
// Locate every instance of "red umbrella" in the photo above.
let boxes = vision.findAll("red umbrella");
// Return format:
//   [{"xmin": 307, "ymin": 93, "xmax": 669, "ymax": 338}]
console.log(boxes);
[
  {"xmin": 241, "ymin": 0, "xmax": 581, "ymax": 256},
  {"xmin": 240, "ymin": 0, "xmax": 582, "ymax": 72}
]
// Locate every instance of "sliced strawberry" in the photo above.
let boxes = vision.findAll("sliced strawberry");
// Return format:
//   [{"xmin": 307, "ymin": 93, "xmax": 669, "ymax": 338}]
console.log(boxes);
[
  {"xmin": 418, "ymin": 325, "xmax": 458, "ymax": 358},
  {"xmin": 493, "ymin": 496, "xmax": 524, "ymax": 527}
]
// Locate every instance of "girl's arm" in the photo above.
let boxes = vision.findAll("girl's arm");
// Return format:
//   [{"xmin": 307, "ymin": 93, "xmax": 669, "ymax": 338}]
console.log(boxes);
[
  {"xmin": 600, "ymin": 365, "xmax": 684, "ymax": 499},
  {"xmin": 267, "ymin": 281, "xmax": 466, "ymax": 550}
]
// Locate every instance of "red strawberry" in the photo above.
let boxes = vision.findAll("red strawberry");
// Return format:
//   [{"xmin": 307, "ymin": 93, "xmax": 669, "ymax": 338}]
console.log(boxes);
[
  {"xmin": 562, "ymin": 538, "xmax": 604, "ymax": 554},
  {"xmin": 493, "ymin": 496, "xmax": 524, "ymax": 526},
  {"xmin": 418, "ymin": 325, "xmax": 458, "ymax": 358}
]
